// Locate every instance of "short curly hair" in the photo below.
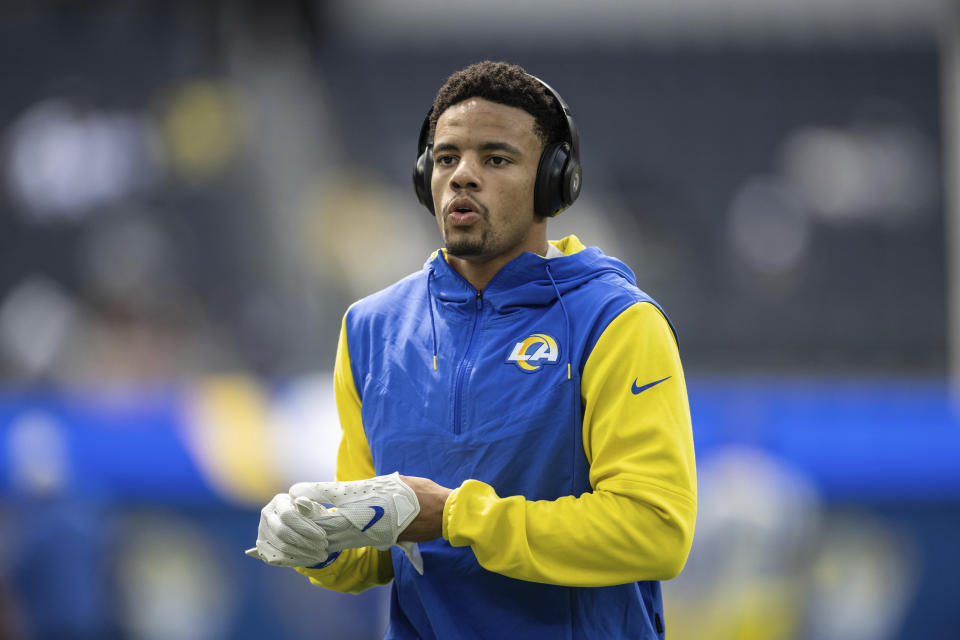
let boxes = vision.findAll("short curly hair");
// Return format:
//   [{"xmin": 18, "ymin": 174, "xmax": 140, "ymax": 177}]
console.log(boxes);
[{"xmin": 429, "ymin": 61, "xmax": 566, "ymax": 149}]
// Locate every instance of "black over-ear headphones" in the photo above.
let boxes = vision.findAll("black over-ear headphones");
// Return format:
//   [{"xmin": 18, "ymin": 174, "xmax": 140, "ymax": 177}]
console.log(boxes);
[{"xmin": 413, "ymin": 74, "xmax": 582, "ymax": 218}]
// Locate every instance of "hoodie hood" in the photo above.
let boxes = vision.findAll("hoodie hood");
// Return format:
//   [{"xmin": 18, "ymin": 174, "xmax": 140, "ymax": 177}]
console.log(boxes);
[{"xmin": 424, "ymin": 235, "xmax": 637, "ymax": 312}]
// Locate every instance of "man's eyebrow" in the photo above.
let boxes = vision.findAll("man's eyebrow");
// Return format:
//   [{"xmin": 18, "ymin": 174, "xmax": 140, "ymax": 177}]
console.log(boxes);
[
  {"xmin": 432, "ymin": 141, "xmax": 524, "ymax": 156},
  {"xmin": 479, "ymin": 141, "xmax": 523, "ymax": 156}
]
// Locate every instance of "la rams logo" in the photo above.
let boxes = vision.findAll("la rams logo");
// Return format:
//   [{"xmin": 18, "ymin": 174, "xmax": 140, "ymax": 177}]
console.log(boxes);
[{"xmin": 505, "ymin": 333, "xmax": 560, "ymax": 372}]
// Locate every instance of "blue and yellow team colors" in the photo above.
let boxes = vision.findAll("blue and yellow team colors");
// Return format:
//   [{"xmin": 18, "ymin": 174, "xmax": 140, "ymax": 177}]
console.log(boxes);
[{"xmin": 298, "ymin": 235, "xmax": 696, "ymax": 640}]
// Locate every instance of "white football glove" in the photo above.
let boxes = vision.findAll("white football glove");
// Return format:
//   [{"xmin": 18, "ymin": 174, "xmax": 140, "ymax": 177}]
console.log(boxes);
[
  {"xmin": 288, "ymin": 472, "xmax": 420, "ymax": 552},
  {"xmin": 246, "ymin": 472, "xmax": 424, "ymax": 573},
  {"xmin": 246, "ymin": 493, "xmax": 330, "ymax": 567}
]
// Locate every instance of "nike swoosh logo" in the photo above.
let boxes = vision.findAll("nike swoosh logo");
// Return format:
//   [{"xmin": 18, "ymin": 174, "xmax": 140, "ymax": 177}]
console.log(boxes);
[
  {"xmin": 631, "ymin": 376, "xmax": 671, "ymax": 395},
  {"xmin": 361, "ymin": 506, "xmax": 385, "ymax": 532}
]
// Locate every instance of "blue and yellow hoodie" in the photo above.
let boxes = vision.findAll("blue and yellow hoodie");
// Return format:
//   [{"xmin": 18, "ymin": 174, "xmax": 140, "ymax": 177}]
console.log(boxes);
[{"xmin": 298, "ymin": 235, "xmax": 696, "ymax": 640}]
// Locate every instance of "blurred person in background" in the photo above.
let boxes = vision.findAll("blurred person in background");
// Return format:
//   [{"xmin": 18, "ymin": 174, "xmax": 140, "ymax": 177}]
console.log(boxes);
[{"xmin": 249, "ymin": 60, "xmax": 697, "ymax": 640}]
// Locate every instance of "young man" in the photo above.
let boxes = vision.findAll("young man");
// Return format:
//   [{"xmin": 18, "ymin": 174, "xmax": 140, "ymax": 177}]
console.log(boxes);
[{"xmin": 250, "ymin": 61, "xmax": 696, "ymax": 639}]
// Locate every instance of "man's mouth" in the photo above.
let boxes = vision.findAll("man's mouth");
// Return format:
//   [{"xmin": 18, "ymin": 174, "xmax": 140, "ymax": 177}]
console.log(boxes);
[{"xmin": 447, "ymin": 197, "xmax": 482, "ymax": 225}]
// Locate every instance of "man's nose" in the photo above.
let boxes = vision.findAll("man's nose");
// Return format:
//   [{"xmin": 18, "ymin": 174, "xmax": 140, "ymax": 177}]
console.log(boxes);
[{"xmin": 450, "ymin": 156, "xmax": 480, "ymax": 191}]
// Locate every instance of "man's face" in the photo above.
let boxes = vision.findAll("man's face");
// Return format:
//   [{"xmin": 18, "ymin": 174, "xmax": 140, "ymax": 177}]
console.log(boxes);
[{"xmin": 431, "ymin": 98, "xmax": 543, "ymax": 261}]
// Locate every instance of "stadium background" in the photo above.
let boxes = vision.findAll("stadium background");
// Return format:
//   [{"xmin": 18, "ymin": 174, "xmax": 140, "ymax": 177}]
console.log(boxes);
[{"xmin": 1, "ymin": 1, "xmax": 958, "ymax": 638}]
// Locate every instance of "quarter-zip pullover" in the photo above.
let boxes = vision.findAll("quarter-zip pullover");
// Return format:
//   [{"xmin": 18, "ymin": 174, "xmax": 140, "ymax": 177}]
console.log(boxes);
[{"xmin": 298, "ymin": 235, "xmax": 697, "ymax": 640}]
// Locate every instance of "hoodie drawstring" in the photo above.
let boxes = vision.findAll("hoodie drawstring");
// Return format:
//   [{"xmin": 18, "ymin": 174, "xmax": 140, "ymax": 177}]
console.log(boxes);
[
  {"xmin": 427, "ymin": 268, "xmax": 438, "ymax": 371},
  {"xmin": 544, "ymin": 264, "xmax": 571, "ymax": 381},
  {"xmin": 545, "ymin": 261, "xmax": 585, "ymax": 498}
]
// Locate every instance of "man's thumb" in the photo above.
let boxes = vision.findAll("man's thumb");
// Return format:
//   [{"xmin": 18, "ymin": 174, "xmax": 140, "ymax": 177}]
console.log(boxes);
[{"xmin": 293, "ymin": 496, "xmax": 330, "ymax": 519}]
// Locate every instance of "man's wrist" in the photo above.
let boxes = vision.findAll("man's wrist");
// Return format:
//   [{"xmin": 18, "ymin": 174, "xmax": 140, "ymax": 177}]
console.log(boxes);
[{"xmin": 397, "ymin": 475, "xmax": 454, "ymax": 542}]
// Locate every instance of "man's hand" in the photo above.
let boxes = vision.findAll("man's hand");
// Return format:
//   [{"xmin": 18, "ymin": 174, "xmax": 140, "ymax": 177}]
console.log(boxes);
[
  {"xmin": 246, "ymin": 493, "xmax": 330, "ymax": 567},
  {"xmin": 288, "ymin": 472, "xmax": 423, "ymax": 552},
  {"xmin": 397, "ymin": 475, "xmax": 453, "ymax": 542},
  {"xmin": 246, "ymin": 473, "xmax": 452, "ymax": 573}
]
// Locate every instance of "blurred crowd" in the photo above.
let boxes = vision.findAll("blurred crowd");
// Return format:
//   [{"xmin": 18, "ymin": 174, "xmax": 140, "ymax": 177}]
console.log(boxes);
[{"xmin": 0, "ymin": 1, "xmax": 948, "ymax": 385}]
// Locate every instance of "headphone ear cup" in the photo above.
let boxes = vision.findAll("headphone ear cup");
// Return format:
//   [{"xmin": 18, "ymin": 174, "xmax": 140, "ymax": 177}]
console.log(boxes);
[
  {"xmin": 534, "ymin": 142, "xmax": 571, "ymax": 218},
  {"xmin": 413, "ymin": 146, "xmax": 435, "ymax": 215},
  {"xmin": 564, "ymin": 157, "xmax": 582, "ymax": 206}
]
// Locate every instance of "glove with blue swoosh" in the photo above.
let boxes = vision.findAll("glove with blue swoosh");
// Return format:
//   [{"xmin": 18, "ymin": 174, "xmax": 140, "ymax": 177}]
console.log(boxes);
[
  {"xmin": 266, "ymin": 472, "xmax": 425, "ymax": 572},
  {"xmin": 288, "ymin": 471, "xmax": 420, "ymax": 547},
  {"xmin": 247, "ymin": 472, "xmax": 423, "ymax": 572}
]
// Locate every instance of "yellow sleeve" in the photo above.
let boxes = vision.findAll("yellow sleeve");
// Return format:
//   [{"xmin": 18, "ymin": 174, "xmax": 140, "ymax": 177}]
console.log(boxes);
[
  {"xmin": 442, "ymin": 301, "xmax": 696, "ymax": 586},
  {"xmin": 295, "ymin": 311, "xmax": 394, "ymax": 593}
]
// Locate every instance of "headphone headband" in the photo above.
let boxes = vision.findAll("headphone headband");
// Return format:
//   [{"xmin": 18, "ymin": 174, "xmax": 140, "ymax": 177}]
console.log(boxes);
[{"xmin": 527, "ymin": 74, "xmax": 580, "ymax": 165}]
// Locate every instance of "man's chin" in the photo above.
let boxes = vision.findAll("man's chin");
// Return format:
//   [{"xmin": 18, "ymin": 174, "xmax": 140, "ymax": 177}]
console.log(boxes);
[
  {"xmin": 446, "ymin": 241, "xmax": 485, "ymax": 258},
  {"xmin": 443, "ymin": 228, "xmax": 487, "ymax": 258}
]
